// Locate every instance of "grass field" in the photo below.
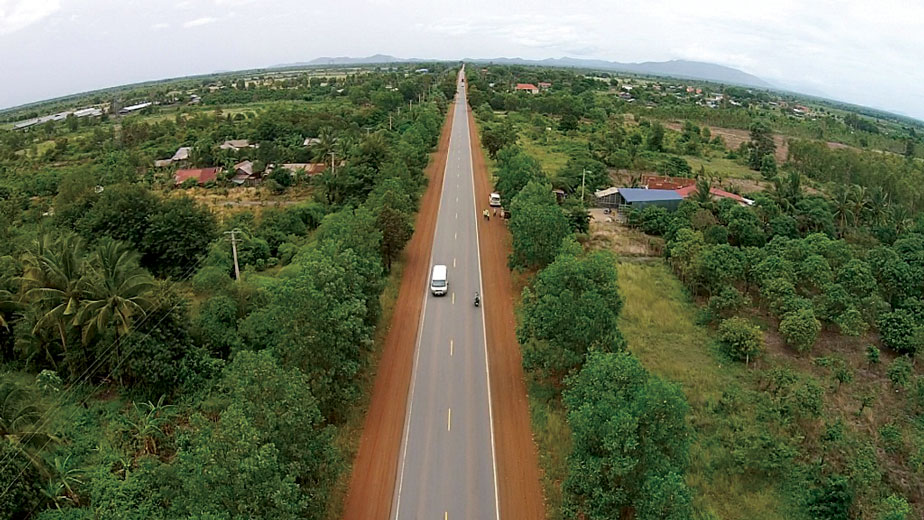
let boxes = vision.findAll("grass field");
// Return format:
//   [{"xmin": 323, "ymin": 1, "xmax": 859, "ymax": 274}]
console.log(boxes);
[
  {"xmin": 519, "ymin": 134, "xmax": 571, "ymax": 174},
  {"xmin": 684, "ymin": 155, "xmax": 761, "ymax": 181},
  {"xmin": 617, "ymin": 262, "xmax": 794, "ymax": 520},
  {"xmin": 527, "ymin": 259, "xmax": 796, "ymax": 520}
]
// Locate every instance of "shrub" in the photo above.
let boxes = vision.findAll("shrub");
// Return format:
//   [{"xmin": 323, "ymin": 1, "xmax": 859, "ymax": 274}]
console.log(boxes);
[
  {"xmin": 879, "ymin": 423, "xmax": 903, "ymax": 454},
  {"xmin": 887, "ymin": 357, "xmax": 913, "ymax": 390},
  {"xmin": 192, "ymin": 265, "xmax": 232, "ymax": 295},
  {"xmin": 779, "ymin": 308, "xmax": 821, "ymax": 353},
  {"xmin": 718, "ymin": 317, "xmax": 764, "ymax": 364},
  {"xmin": 878, "ymin": 310, "xmax": 923, "ymax": 356}
]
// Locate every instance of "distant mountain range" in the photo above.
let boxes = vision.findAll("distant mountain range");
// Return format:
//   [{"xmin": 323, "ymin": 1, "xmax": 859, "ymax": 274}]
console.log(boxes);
[{"xmin": 278, "ymin": 54, "xmax": 773, "ymax": 90}]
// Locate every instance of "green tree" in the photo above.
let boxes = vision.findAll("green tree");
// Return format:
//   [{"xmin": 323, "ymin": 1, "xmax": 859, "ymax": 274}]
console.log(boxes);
[
  {"xmin": 760, "ymin": 154, "xmax": 777, "ymax": 179},
  {"xmin": 878, "ymin": 310, "xmax": 922, "ymax": 356},
  {"xmin": 748, "ymin": 121, "xmax": 776, "ymax": 170},
  {"xmin": 494, "ymin": 147, "xmax": 542, "ymax": 207},
  {"xmin": 142, "ymin": 196, "xmax": 218, "ymax": 279},
  {"xmin": 717, "ymin": 317, "xmax": 764, "ymax": 365},
  {"xmin": 368, "ymin": 187, "xmax": 414, "ymax": 272},
  {"xmin": 520, "ymin": 248, "xmax": 625, "ymax": 381},
  {"xmin": 481, "ymin": 120, "xmax": 518, "ymax": 159},
  {"xmin": 562, "ymin": 352, "xmax": 691, "ymax": 520},
  {"xmin": 887, "ymin": 356, "xmax": 912, "ymax": 390},
  {"xmin": 509, "ymin": 181, "xmax": 571, "ymax": 269},
  {"xmin": 779, "ymin": 308, "xmax": 821, "ymax": 353}
]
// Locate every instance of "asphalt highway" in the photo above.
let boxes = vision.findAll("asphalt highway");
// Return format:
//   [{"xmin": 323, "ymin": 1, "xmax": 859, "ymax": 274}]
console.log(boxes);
[{"xmin": 391, "ymin": 68, "xmax": 499, "ymax": 520}]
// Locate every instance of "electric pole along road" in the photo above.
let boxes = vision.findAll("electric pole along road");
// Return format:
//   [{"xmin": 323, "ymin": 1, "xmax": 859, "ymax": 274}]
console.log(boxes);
[{"xmin": 391, "ymin": 67, "xmax": 499, "ymax": 520}]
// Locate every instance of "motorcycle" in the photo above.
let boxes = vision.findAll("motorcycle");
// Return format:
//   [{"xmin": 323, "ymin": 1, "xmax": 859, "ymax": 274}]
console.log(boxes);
[{"xmin": 474, "ymin": 292, "xmax": 480, "ymax": 307}]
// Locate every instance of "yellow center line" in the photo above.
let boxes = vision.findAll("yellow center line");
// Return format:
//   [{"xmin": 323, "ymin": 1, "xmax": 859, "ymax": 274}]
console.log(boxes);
[
  {"xmin": 445, "ymin": 512, "xmax": 448, "ymax": 520},
  {"xmin": 450, "ymin": 339, "xmax": 454, "ymax": 356},
  {"xmin": 447, "ymin": 408, "xmax": 451, "ymax": 431}
]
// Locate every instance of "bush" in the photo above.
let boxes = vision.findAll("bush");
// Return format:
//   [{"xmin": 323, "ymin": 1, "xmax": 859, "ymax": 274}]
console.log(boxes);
[
  {"xmin": 887, "ymin": 356, "xmax": 913, "ymax": 390},
  {"xmin": 779, "ymin": 308, "xmax": 821, "ymax": 353},
  {"xmin": 718, "ymin": 317, "xmax": 764, "ymax": 364},
  {"xmin": 707, "ymin": 286, "xmax": 749, "ymax": 320},
  {"xmin": 640, "ymin": 205, "xmax": 673, "ymax": 236},
  {"xmin": 192, "ymin": 265, "xmax": 232, "ymax": 295},
  {"xmin": 878, "ymin": 310, "xmax": 923, "ymax": 356}
]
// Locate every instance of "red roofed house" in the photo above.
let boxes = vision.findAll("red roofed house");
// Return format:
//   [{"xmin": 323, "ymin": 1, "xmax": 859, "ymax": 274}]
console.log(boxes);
[
  {"xmin": 645, "ymin": 175, "xmax": 696, "ymax": 190},
  {"xmin": 674, "ymin": 184, "xmax": 753, "ymax": 206},
  {"xmin": 515, "ymin": 83, "xmax": 539, "ymax": 94},
  {"xmin": 175, "ymin": 167, "xmax": 221, "ymax": 186}
]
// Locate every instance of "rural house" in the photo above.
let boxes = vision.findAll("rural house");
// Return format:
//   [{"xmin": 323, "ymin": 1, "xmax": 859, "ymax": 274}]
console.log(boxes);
[
  {"xmin": 219, "ymin": 139, "xmax": 255, "ymax": 151},
  {"xmin": 514, "ymin": 83, "xmax": 539, "ymax": 94},
  {"xmin": 175, "ymin": 167, "xmax": 220, "ymax": 186}
]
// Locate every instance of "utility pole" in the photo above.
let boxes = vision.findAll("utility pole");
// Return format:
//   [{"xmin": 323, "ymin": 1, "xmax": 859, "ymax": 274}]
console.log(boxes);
[
  {"xmin": 225, "ymin": 229, "xmax": 241, "ymax": 281},
  {"xmin": 329, "ymin": 151, "xmax": 336, "ymax": 175},
  {"xmin": 389, "ymin": 113, "xmax": 393, "ymax": 130},
  {"xmin": 581, "ymin": 169, "xmax": 589, "ymax": 200}
]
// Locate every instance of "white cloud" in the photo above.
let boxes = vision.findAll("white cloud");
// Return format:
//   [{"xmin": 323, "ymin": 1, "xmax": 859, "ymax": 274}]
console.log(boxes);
[
  {"xmin": 183, "ymin": 16, "xmax": 217, "ymax": 28},
  {"xmin": 152, "ymin": 22, "xmax": 170, "ymax": 30},
  {"xmin": 0, "ymin": 0, "xmax": 61, "ymax": 35}
]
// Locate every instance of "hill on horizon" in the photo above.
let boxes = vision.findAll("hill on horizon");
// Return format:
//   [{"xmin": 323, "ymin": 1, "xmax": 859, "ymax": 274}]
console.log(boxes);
[{"xmin": 280, "ymin": 54, "xmax": 773, "ymax": 90}]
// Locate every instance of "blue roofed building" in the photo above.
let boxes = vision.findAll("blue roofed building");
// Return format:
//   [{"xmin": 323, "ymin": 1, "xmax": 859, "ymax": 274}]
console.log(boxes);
[{"xmin": 595, "ymin": 187, "xmax": 683, "ymax": 212}]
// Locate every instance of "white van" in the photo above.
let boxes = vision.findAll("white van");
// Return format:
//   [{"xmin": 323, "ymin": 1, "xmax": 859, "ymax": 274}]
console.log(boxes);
[
  {"xmin": 489, "ymin": 192, "xmax": 501, "ymax": 207},
  {"xmin": 430, "ymin": 264, "xmax": 448, "ymax": 296}
]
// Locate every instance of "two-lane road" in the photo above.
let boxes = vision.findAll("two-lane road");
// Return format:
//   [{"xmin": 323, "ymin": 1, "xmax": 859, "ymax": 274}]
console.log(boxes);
[{"xmin": 392, "ymin": 68, "xmax": 499, "ymax": 520}]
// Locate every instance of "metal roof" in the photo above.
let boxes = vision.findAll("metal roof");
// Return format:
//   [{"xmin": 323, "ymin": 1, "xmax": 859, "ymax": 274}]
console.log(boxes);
[{"xmin": 617, "ymin": 188, "xmax": 683, "ymax": 203}]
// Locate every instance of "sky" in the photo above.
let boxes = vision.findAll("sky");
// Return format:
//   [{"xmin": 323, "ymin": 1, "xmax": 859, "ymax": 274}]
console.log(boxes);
[{"xmin": 1, "ymin": 0, "xmax": 922, "ymax": 120}]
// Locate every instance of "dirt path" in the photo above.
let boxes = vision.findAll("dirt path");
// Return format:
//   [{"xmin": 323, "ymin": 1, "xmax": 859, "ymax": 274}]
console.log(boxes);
[
  {"xmin": 342, "ymin": 96, "xmax": 455, "ymax": 520},
  {"xmin": 467, "ymin": 97, "xmax": 547, "ymax": 518}
]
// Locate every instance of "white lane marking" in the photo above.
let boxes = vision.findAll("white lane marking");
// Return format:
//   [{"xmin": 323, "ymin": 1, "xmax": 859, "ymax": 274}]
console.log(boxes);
[
  {"xmin": 455, "ymin": 212, "xmax": 458, "ymax": 220},
  {"xmin": 392, "ymin": 83, "xmax": 461, "ymax": 520},
  {"xmin": 454, "ymin": 232, "xmax": 457, "ymax": 240},
  {"xmin": 464, "ymin": 83, "xmax": 501, "ymax": 520},
  {"xmin": 447, "ymin": 408, "xmax": 452, "ymax": 431},
  {"xmin": 453, "ymin": 258, "xmax": 456, "ymax": 268},
  {"xmin": 451, "ymin": 292, "xmax": 455, "ymax": 305},
  {"xmin": 450, "ymin": 339, "xmax": 454, "ymax": 357}
]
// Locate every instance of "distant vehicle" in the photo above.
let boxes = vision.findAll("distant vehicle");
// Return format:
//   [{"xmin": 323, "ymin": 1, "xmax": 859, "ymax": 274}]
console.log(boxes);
[
  {"xmin": 430, "ymin": 264, "xmax": 448, "ymax": 296},
  {"xmin": 489, "ymin": 192, "xmax": 501, "ymax": 207}
]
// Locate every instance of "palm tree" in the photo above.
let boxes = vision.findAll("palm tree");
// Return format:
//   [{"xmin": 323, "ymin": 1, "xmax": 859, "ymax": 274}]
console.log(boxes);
[
  {"xmin": 0, "ymin": 380, "xmax": 60, "ymax": 480},
  {"xmin": 76, "ymin": 238, "xmax": 153, "ymax": 352},
  {"xmin": 21, "ymin": 234, "xmax": 87, "ymax": 370},
  {"xmin": 831, "ymin": 184, "xmax": 853, "ymax": 236},
  {"xmin": 849, "ymin": 185, "xmax": 870, "ymax": 227},
  {"xmin": 312, "ymin": 127, "xmax": 337, "ymax": 162},
  {"xmin": 867, "ymin": 186, "xmax": 890, "ymax": 226},
  {"xmin": 0, "ymin": 289, "xmax": 18, "ymax": 331},
  {"xmin": 43, "ymin": 454, "xmax": 83, "ymax": 508},
  {"xmin": 692, "ymin": 178, "xmax": 714, "ymax": 206},
  {"xmin": 889, "ymin": 205, "xmax": 913, "ymax": 234}
]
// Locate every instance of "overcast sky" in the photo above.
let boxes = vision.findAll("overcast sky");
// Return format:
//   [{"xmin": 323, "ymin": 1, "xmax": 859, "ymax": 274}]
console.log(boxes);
[{"xmin": 2, "ymin": 0, "xmax": 922, "ymax": 120}]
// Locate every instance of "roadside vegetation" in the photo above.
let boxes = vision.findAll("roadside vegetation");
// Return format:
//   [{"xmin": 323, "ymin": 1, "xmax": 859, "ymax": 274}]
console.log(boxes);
[
  {"xmin": 471, "ymin": 64, "xmax": 924, "ymax": 519},
  {"xmin": 0, "ymin": 64, "xmax": 457, "ymax": 518}
]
